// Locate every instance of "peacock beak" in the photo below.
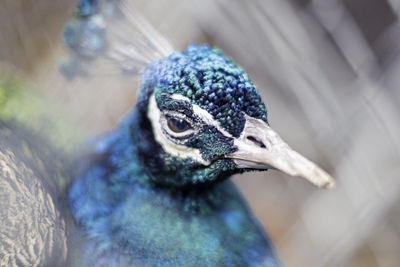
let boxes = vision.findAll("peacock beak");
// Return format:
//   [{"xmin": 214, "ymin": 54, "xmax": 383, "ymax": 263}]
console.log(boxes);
[{"xmin": 226, "ymin": 115, "xmax": 336, "ymax": 189}]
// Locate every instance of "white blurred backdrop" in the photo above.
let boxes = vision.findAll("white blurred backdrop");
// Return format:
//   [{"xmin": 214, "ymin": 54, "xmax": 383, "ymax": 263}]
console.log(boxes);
[{"xmin": 1, "ymin": 0, "xmax": 400, "ymax": 266}]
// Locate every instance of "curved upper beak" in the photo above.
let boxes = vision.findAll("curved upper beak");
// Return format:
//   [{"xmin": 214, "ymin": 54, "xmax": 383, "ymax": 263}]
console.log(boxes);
[{"xmin": 226, "ymin": 115, "xmax": 335, "ymax": 189}]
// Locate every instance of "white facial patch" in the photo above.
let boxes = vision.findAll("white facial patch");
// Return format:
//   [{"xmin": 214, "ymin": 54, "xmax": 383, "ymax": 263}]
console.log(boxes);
[
  {"xmin": 170, "ymin": 94, "xmax": 233, "ymax": 138},
  {"xmin": 148, "ymin": 94, "xmax": 211, "ymax": 165},
  {"xmin": 170, "ymin": 94, "xmax": 190, "ymax": 102}
]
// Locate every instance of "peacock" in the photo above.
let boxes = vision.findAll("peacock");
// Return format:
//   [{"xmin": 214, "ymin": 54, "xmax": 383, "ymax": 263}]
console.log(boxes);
[
  {"xmin": 63, "ymin": 1, "xmax": 335, "ymax": 266},
  {"xmin": 65, "ymin": 44, "xmax": 335, "ymax": 266},
  {"xmin": 0, "ymin": 0, "xmax": 335, "ymax": 266}
]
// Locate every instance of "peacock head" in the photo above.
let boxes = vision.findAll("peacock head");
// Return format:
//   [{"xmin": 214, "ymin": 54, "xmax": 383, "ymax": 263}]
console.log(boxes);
[{"xmin": 133, "ymin": 44, "xmax": 335, "ymax": 189}]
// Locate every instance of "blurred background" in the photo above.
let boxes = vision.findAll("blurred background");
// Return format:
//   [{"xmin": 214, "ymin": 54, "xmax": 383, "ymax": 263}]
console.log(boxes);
[{"xmin": 1, "ymin": 0, "xmax": 400, "ymax": 266}]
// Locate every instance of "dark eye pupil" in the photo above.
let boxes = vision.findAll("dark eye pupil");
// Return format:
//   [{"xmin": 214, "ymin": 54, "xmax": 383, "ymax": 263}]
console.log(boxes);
[
  {"xmin": 174, "ymin": 119, "xmax": 187, "ymax": 130},
  {"xmin": 167, "ymin": 117, "xmax": 190, "ymax": 133}
]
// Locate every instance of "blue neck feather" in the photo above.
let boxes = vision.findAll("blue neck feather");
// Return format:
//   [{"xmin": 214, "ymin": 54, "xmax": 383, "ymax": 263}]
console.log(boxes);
[{"xmin": 68, "ymin": 108, "xmax": 280, "ymax": 266}]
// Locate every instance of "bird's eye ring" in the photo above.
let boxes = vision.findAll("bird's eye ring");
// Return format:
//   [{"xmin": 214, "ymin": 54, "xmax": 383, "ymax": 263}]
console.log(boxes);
[{"xmin": 167, "ymin": 116, "xmax": 192, "ymax": 133}]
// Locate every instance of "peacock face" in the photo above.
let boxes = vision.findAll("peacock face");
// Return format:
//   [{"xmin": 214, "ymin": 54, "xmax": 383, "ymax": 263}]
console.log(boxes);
[{"xmin": 136, "ymin": 44, "xmax": 335, "ymax": 188}]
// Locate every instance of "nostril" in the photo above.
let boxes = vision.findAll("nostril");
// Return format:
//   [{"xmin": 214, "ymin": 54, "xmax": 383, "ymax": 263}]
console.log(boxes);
[{"xmin": 246, "ymin": 136, "xmax": 266, "ymax": 148}]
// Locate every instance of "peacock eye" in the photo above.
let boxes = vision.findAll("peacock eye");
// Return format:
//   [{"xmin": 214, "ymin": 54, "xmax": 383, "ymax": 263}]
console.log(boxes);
[{"xmin": 167, "ymin": 117, "xmax": 192, "ymax": 133}]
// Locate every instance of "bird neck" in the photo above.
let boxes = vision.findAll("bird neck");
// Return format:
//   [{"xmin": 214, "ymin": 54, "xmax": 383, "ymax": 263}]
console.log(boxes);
[{"xmin": 68, "ymin": 109, "xmax": 279, "ymax": 266}]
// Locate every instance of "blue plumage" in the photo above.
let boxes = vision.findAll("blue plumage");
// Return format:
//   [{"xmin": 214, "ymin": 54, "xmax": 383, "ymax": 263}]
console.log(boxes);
[
  {"xmin": 65, "ymin": 1, "xmax": 335, "ymax": 265},
  {"xmin": 0, "ymin": 1, "xmax": 338, "ymax": 266},
  {"xmin": 142, "ymin": 44, "xmax": 268, "ymax": 137},
  {"xmin": 68, "ymin": 46, "xmax": 281, "ymax": 266},
  {"xmin": 68, "ymin": 114, "xmax": 279, "ymax": 266}
]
